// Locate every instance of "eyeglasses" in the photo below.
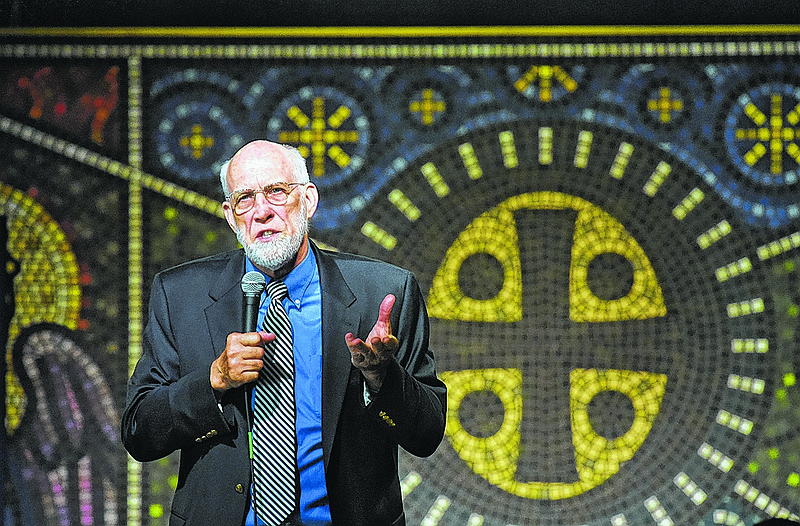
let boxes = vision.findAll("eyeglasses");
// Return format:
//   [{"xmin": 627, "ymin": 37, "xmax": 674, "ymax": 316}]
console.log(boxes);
[{"xmin": 226, "ymin": 182, "xmax": 305, "ymax": 215}]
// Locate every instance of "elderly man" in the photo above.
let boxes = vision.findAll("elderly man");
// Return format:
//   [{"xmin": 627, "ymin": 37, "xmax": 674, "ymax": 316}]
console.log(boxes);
[{"xmin": 122, "ymin": 140, "xmax": 447, "ymax": 525}]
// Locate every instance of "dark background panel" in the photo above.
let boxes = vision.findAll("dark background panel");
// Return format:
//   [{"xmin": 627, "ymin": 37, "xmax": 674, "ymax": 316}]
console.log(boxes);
[{"xmin": 1, "ymin": 0, "xmax": 799, "ymax": 27}]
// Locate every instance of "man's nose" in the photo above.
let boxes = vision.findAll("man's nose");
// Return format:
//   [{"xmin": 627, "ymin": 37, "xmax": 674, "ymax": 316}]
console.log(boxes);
[{"xmin": 251, "ymin": 192, "xmax": 276, "ymax": 218}]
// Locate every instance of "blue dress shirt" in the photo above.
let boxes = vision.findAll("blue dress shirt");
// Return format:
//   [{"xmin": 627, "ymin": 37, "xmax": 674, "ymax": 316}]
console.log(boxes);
[{"xmin": 244, "ymin": 249, "xmax": 331, "ymax": 525}]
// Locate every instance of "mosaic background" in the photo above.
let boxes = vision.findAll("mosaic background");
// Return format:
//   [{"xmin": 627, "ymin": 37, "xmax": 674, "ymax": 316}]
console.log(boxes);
[{"xmin": 1, "ymin": 26, "xmax": 800, "ymax": 525}]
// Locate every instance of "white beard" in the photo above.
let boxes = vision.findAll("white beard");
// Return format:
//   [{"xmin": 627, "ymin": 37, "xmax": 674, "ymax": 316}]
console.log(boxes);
[{"xmin": 237, "ymin": 202, "xmax": 308, "ymax": 271}]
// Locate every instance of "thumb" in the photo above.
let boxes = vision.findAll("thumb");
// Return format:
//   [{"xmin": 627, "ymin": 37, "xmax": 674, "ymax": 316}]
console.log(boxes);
[{"xmin": 377, "ymin": 294, "xmax": 396, "ymax": 326}]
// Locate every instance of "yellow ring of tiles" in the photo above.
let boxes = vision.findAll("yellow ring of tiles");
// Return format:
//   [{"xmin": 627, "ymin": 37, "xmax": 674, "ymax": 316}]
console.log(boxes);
[{"xmin": 0, "ymin": 182, "xmax": 82, "ymax": 433}]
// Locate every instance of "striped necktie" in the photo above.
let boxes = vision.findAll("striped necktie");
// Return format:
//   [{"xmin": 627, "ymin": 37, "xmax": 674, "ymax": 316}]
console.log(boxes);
[{"xmin": 252, "ymin": 279, "xmax": 296, "ymax": 525}]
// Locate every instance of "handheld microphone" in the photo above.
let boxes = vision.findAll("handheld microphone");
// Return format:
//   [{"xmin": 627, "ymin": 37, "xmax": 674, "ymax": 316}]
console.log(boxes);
[
  {"xmin": 241, "ymin": 270, "xmax": 266, "ymax": 332},
  {"xmin": 241, "ymin": 270, "xmax": 267, "ymax": 510}
]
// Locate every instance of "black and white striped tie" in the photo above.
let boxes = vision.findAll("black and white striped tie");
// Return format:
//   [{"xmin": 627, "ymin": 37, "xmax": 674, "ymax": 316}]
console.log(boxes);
[{"xmin": 252, "ymin": 279, "xmax": 296, "ymax": 525}]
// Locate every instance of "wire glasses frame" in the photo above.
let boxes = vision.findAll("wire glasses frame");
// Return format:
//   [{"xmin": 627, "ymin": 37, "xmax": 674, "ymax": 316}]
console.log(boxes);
[{"xmin": 226, "ymin": 182, "xmax": 306, "ymax": 215}]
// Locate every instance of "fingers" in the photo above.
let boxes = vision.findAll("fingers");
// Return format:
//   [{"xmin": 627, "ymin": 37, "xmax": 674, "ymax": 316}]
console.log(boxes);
[
  {"xmin": 346, "ymin": 335, "xmax": 377, "ymax": 369},
  {"xmin": 345, "ymin": 332, "xmax": 395, "ymax": 351},
  {"xmin": 345, "ymin": 331, "xmax": 398, "ymax": 372},
  {"xmin": 345, "ymin": 332, "xmax": 369, "ymax": 358},
  {"xmin": 213, "ymin": 331, "xmax": 275, "ymax": 391},
  {"xmin": 371, "ymin": 334, "xmax": 399, "ymax": 352}
]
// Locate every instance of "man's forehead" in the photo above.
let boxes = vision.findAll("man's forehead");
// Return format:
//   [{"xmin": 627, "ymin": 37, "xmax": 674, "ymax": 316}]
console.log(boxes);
[{"xmin": 229, "ymin": 145, "xmax": 294, "ymax": 181}]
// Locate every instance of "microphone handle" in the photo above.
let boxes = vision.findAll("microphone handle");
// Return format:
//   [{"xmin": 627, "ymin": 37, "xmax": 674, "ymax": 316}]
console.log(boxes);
[{"xmin": 244, "ymin": 294, "xmax": 260, "ymax": 332}]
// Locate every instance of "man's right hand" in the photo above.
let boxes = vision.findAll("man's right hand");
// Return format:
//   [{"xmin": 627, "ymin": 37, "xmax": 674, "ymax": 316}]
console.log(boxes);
[{"xmin": 210, "ymin": 331, "xmax": 273, "ymax": 392}]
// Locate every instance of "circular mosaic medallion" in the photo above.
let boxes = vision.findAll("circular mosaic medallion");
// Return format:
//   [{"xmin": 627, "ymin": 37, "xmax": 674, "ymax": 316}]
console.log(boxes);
[{"xmin": 328, "ymin": 119, "xmax": 778, "ymax": 525}]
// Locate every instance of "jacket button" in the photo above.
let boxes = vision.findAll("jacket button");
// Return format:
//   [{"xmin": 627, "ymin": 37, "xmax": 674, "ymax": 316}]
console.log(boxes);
[{"xmin": 235, "ymin": 484, "xmax": 245, "ymax": 494}]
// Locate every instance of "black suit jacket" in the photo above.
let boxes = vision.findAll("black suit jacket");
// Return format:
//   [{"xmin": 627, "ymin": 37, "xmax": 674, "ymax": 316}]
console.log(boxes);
[{"xmin": 122, "ymin": 244, "xmax": 447, "ymax": 525}]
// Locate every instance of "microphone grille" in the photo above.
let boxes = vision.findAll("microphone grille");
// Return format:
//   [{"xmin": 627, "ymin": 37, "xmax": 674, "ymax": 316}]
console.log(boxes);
[{"xmin": 241, "ymin": 270, "xmax": 266, "ymax": 295}]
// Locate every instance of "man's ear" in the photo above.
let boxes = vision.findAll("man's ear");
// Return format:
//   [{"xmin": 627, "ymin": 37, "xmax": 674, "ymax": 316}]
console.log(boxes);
[
  {"xmin": 222, "ymin": 201, "xmax": 238, "ymax": 233},
  {"xmin": 304, "ymin": 183, "xmax": 319, "ymax": 219}
]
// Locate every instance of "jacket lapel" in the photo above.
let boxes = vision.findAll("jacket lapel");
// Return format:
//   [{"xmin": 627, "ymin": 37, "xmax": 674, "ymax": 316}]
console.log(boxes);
[
  {"xmin": 205, "ymin": 250, "xmax": 247, "ymax": 358},
  {"xmin": 313, "ymin": 243, "xmax": 358, "ymax": 467}
]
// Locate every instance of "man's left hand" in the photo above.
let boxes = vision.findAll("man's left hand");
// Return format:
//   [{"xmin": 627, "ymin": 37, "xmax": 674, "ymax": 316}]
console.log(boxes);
[{"xmin": 345, "ymin": 293, "xmax": 398, "ymax": 392}]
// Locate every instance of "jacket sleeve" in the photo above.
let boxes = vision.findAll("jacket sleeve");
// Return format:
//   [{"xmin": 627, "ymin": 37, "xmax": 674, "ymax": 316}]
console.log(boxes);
[
  {"xmin": 121, "ymin": 273, "xmax": 234, "ymax": 462},
  {"xmin": 366, "ymin": 270, "xmax": 447, "ymax": 458}
]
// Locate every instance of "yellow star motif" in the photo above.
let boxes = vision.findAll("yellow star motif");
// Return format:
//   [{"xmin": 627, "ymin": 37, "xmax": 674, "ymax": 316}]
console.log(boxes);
[
  {"xmin": 735, "ymin": 93, "xmax": 800, "ymax": 174},
  {"xmin": 647, "ymin": 87, "xmax": 684, "ymax": 123},
  {"xmin": 409, "ymin": 88, "xmax": 446, "ymax": 126},
  {"xmin": 278, "ymin": 96, "xmax": 360, "ymax": 177},
  {"xmin": 179, "ymin": 124, "xmax": 214, "ymax": 159},
  {"xmin": 514, "ymin": 65, "xmax": 578, "ymax": 102}
]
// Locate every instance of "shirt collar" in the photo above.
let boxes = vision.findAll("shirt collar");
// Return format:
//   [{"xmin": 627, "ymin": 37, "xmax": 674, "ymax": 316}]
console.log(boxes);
[{"xmin": 245, "ymin": 247, "xmax": 318, "ymax": 307}]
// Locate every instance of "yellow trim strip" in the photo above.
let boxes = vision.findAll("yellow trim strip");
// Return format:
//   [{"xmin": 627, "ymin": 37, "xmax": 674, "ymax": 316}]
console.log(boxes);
[
  {"xmin": 1, "ymin": 25, "xmax": 799, "ymax": 38},
  {"xmin": 127, "ymin": 52, "xmax": 144, "ymax": 526},
  {"xmin": 0, "ymin": 114, "xmax": 224, "ymax": 218}
]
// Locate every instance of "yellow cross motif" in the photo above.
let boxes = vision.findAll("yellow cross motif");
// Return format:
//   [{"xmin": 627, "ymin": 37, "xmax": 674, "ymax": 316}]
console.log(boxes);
[
  {"xmin": 735, "ymin": 93, "xmax": 800, "ymax": 174},
  {"xmin": 180, "ymin": 124, "xmax": 214, "ymax": 159},
  {"xmin": 409, "ymin": 88, "xmax": 446, "ymax": 125},
  {"xmin": 514, "ymin": 65, "xmax": 578, "ymax": 102},
  {"xmin": 279, "ymin": 97, "xmax": 359, "ymax": 177},
  {"xmin": 647, "ymin": 87, "xmax": 684, "ymax": 123}
]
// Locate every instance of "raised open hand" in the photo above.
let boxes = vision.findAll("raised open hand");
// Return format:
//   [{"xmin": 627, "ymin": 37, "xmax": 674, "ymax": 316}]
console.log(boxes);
[{"xmin": 345, "ymin": 293, "xmax": 398, "ymax": 391}]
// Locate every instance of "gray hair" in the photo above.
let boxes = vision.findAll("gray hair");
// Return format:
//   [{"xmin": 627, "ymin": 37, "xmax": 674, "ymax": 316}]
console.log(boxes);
[{"xmin": 219, "ymin": 142, "xmax": 310, "ymax": 197}]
